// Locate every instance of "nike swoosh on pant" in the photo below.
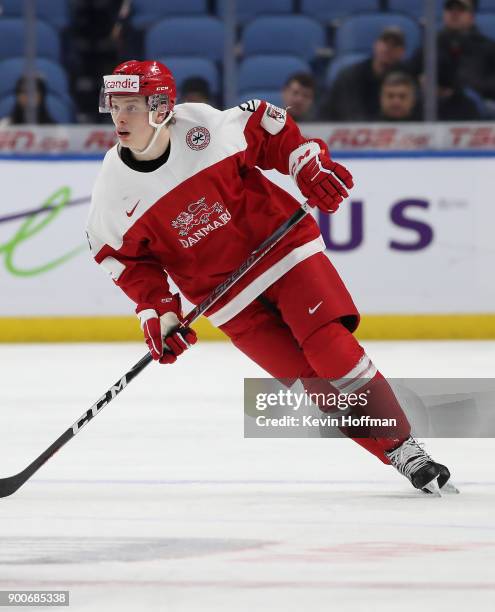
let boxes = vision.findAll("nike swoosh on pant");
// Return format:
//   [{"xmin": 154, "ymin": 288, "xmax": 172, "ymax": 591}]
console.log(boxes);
[{"xmin": 308, "ymin": 301, "xmax": 323, "ymax": 315}]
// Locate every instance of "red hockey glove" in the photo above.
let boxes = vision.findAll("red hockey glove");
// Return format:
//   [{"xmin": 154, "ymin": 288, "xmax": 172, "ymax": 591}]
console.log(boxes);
[
  {"xmin": 137, "ymin": 296, "xmax": 197, "ymax": 364},
  {"xmin": 140, "ymin": 311, "xmax": 197, "ymax": 364},
  {"xmin": 289, "ymin": 141, "xmax": 354, "ymax": 213}
]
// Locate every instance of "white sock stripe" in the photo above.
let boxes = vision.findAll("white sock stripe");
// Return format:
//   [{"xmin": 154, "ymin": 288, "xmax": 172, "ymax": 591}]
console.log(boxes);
[
  {"xmin": 338, "ymin": 362, "xmax": 374, "ymax": 391},
  {"xmin": 339, "ymin": 364, "xmax": 378, "ymax": 394},
  {"xmin": 332, "ymin": 355, "xmax": 370, "ymax": 390}
]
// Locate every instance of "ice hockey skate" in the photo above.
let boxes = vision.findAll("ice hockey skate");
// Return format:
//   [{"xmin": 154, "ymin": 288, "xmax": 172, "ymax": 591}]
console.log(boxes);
[{"xmin": 385, "ymin": 436, "xmax": 460, "ymax": 496}]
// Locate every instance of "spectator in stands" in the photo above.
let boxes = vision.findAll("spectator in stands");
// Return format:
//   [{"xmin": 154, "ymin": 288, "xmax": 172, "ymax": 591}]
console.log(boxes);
[
  {"xmin": 318, "ymin": 27, "xmax": 407, "ymax": 122},
  {"xmin": 436, "ymin": 60, "xmax": 481, "ymax": 120},
  {"xmin": 281, "ymin": 72, "xmax": 316, "ymax": 122},
  {"xmin": 1, "ymin": 76, "xmax": 55, "ymax": 125},
  {"xmin": 378, "ymin": 71, "xmax": 422, "ymax": 121},
  {"xmin": 180, "ymin": 77, "xmax": 214, "ymax": 105},
  {"xmin": 410, "ymin": 0, "xmax": 495, "ymax": 102}
]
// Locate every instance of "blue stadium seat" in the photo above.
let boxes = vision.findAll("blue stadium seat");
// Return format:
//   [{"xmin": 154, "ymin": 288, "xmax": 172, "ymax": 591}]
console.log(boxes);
[
  {"xmin": 0, "ymin": 19, "xmax": 60, "ymax": 61},
  {"xmin": 0, "ymin": 93, "xmax": 74, "ymax": 123},
  {"xmin": 387, "ymin": 0, "xmax": 443, "ymax": 20},
  {"xmin": 159, "ymin": 57, "xmax": 220, "ymax": 94},
  {"xmin": 0, "ymin": 95, "xmax": 14, "ymax": 120},
  {"xmin": 217, "ymin": 0, "xmax": 293, "ymax": 24},
  {"xmin": 0, "ymin": 58, "xmax": 69, "ymax": 99},
  {"xmin": 238, "ymin": 56, "xmax": 311, "ymax": 93},
  {"xmin": 236, "ymin": 91, "xmax": 285, "ymax": 107},
  {"xmin": 335, "ymin": 13, "xmax": 421, "ymax": 58},
  {"xmin": 324, "ymin": 53, "xmax": 368, "ymax": 88},
  {"xmin": 45, "ymin": 94, "xmax": 75, "ymax": 123},
  {"xmin": 242, "ymin": 16, "xmax": 326, "ymax": 61},
  {"xmin": 0, "ymin": 0, "xmax": 69, "ymax": 29},
  {"xmin": 478, "ymin": 1, "xmax": 495, "ymax": 11},
  {"xmin": 476, "ymin": 13, "xmax": 495, "ymax": 41},
  {"xmin": 146, "ymin": 18, "xmax": 224, "ymax": 62},
  {"xmin": 301, "ymin": 0, "xmax": 380, "ymax": 23},
  {"xmin": 131, "ymin": 0, "xmax": 208, "ymax": 30}
]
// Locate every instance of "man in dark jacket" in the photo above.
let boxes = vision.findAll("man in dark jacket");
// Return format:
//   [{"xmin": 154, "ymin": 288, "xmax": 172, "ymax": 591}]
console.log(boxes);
[
  {"xmin": 318, "ymin": 27, "xmax": 407, "ymax": 121},
  {"xmin": 436, "ymin": 59, "xmax": 481, "ymax": 120},
  {"xmin": 410, "ymin": 0, "xmax": 495, "ymax": 102}
]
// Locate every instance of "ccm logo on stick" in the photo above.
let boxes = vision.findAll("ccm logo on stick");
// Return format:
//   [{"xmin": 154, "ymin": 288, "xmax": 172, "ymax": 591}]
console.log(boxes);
[{"xmin": 72, "ymin": 377, "xmax": 128, "ymax": 434}]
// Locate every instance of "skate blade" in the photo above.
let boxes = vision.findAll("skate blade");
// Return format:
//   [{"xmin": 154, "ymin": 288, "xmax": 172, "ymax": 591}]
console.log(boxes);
[
  {"xmin": 422, "ymin": 477, "xmax": 442, "ymax": 497},
  {"xmin": 441, "ymin": 480, "xmax": 460, "ymax": 495}
]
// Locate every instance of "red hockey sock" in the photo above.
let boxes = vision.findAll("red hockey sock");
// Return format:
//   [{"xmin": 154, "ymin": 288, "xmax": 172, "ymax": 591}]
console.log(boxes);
[{"xmin": 302, "ymin": 322, "xmax": 411, "ymax": 464}]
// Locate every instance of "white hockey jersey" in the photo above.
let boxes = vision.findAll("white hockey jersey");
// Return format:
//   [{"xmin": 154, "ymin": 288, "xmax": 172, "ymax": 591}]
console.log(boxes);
[{"xmin": 87, "ymin": 100, "xmax": 324, "ymax": 326}]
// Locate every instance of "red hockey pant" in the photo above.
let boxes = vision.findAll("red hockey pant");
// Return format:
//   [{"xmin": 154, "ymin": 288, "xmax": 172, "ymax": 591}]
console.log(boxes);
[{"xmin": 219, "ymin": 253, "xmax": 411, "ymax": 462}]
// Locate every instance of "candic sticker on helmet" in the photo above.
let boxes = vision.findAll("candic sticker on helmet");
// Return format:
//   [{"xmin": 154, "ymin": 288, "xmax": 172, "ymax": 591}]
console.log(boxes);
[{"xmin": 103, "ymin": 75, "xmax": 140, "ymax": 93}]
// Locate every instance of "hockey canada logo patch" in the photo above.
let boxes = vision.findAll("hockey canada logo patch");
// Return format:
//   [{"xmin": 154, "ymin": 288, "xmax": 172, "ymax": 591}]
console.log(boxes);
[
  {"xmin": 171, "ymin": 197, "xmax": 231, "ymax": 248},
  {"xmin": 186, "ymin": 126, "xmax": 210, "ymax": 150},
  {"xmin": 266, "ymin": 104, "xmax": 286, "ymax": 123}
]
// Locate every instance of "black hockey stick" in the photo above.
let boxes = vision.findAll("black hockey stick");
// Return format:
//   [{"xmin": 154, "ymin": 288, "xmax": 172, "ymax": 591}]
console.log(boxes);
[{"xmin": 0, "ymin": 203, "xmax": 310, "ymax": 498}]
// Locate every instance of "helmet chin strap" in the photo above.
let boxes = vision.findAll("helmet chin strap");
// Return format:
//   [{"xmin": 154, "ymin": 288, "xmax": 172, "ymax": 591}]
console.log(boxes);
[{"xmin": 131, "ymin": 110, "xmax": 174, "ymax": 156}]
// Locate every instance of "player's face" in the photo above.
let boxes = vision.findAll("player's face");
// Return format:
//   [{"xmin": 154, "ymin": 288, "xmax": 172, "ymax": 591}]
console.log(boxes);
[
  {"xmin": 110, "ymin": 95, "xmax": 153, "ymax": 149},
  {"xmin": 380, "ymin": 84, "xmax": 416, "ymax": 119}
]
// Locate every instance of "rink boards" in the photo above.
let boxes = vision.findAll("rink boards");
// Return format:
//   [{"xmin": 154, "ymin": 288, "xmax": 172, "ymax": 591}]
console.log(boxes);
[{"xmin": 0, "ymin": 152, "xmax": 494, "ymax": 340}]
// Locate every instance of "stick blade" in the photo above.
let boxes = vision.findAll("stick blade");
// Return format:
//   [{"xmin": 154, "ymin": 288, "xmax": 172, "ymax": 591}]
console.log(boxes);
[{"xmin": 0, "ymin": 474, "xmax": 26, "ymax": 499}]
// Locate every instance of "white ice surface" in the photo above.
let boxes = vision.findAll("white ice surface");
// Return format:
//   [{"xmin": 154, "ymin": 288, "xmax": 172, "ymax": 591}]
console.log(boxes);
[{"xmin": 1, "ymin": 341, "xmax": 495, "ymax": 611}]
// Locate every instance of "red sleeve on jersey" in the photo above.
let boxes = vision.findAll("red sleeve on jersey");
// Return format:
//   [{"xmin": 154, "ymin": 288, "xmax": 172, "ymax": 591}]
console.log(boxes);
[
  {"xmin": 94, "ymin": 240, "xmax": 179, "ymax": 317},
  {"xmin": 241, "ymin": 101, "xmax": 316, "ymax": 175}
]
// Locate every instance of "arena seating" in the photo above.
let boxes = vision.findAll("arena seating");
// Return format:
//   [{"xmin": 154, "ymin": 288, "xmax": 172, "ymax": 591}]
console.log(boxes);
[
  {"xmin": 335, "ymin": 12, "xmax": 422, "ymax": 58},
  {"xmin": 0, "ymin": 57, "xmax": 69, "ymax": 100},
  {"xmin": 324, "ymin": 53, "xmax": 368, "ymax": 88},
  {"xmin": 130, "ymin": 0, "xmax": 208, "ymax": 31},
  {"xmin": 475, "ymin": 13, "xmax": 495, "ymax": 40},
  {"xmin": 300, "ymin": 0, "xmax": 380, "ymax": 23},
  {"xmin": 0, "ymin": 0, "xmax": 69, "ymax": 30},
  {"xmin": 2, "ymin": 0, "xmax": 492, "ymax": 121},
  {"xmin": 216, "ymin": 0, "xmax": 293, "ymax": 24},
  {"xmin": 236, "ymin": 90, "xmax": 284, "ymax": 107},
  {"xmin": 242, "ymin": 15, "xmax": 326, "ymax": 61},
  {"xmin": 145, "ymin": 17, "xmax": 224, "ymax": 61},
  {"xmin": 159, "ymin": 57, "xmax": 220, "ymax": 95},
  {"xmin": 0, "ymin": 93, "xmax": 74, "ymax": 123},
  {"xmin": 0, "ymin": 18, "xmax": 60, "ymax": 62},
  {"xmin": 387, "ymin": 0, "xmax": 442, "ymax": 20},
  {"xmin": 478, "ymin": 0, "xmax": 495, "ymax": 11},
  {"xmin": 238, "ymin": 55, "xmax": 311, "ymax": 93}
]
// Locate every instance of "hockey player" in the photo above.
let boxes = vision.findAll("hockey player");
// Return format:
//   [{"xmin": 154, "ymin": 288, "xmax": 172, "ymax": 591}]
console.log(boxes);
[{"xmin": 87, "ymin": 60, "xmax": 457, "ymax": 495}]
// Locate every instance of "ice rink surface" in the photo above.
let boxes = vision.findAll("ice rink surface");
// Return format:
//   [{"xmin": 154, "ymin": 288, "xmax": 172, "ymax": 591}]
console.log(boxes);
[{"xmin": 1, "ymin": 340, "xmax": 494, "ymax": 611}]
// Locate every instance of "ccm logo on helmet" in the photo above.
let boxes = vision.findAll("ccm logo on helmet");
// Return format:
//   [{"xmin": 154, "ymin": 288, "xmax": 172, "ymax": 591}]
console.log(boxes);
[{"xmin": 103, "ymin": 75, "xmax": 139, "ymax": 93}]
